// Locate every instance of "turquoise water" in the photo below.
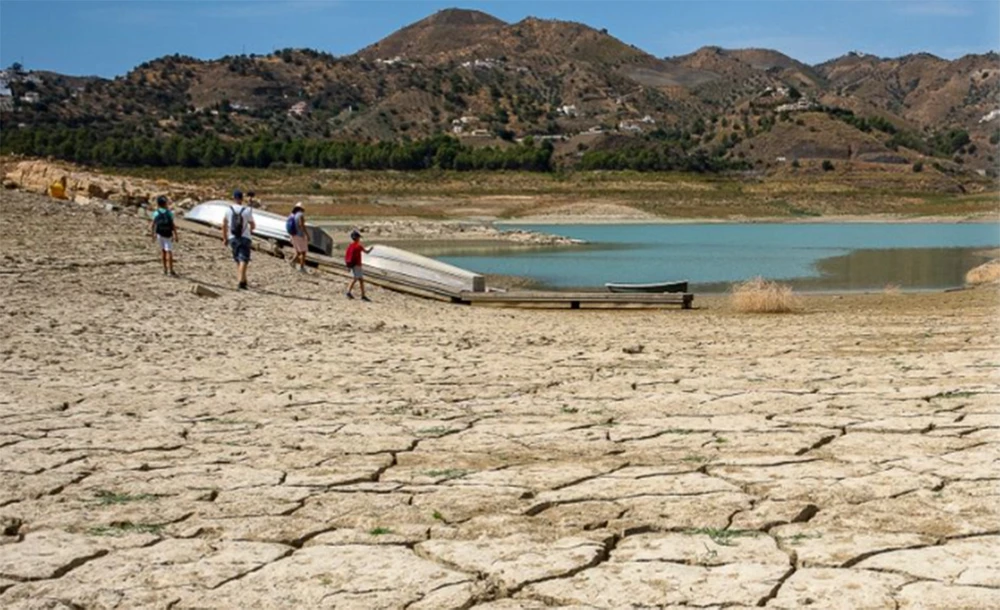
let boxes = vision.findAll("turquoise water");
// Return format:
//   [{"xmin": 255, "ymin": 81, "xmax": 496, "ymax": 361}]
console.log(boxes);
[{"xmin": 428, "ymin": 223, "xmax": 1000, "ymax": 292}]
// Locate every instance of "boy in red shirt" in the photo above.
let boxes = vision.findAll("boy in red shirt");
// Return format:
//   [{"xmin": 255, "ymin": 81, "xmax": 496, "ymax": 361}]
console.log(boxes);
[{"xmin": 344, "ymin": 230, "xmax": 373, "ymax": 302}]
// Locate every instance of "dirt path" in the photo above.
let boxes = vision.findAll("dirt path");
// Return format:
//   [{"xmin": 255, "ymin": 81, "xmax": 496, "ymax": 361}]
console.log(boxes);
[{"xmin": 1, "ymin": 191, "xmax": 998, "ymax": 608}]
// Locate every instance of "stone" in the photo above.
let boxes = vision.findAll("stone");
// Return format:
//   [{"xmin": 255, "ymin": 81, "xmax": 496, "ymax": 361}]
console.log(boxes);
[{"xmin": 191, "ymin": 284, "xmax": 220, "ymax": 298}]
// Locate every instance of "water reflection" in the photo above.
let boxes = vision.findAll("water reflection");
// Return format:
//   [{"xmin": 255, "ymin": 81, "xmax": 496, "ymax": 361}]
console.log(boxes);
[{"xmin": 694, "ymin": 248, "xmax": 994, "ymax": 293}]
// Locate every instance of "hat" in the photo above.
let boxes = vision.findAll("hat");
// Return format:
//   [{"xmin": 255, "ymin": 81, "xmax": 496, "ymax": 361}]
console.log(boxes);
[
  {"xmin": 233, "ymin": 189, "xmax": 243, "ymax": 200},
  {"xmin": 156, "ymin": 195, "xmax": 168, "ymax": 206},
  {"xmin": 350, "ymin": 230, "xmax": 361, "ymax": 240},
  {"xmin": 293, "ymin": 202, "xmax": 304, "ymax": 211}
]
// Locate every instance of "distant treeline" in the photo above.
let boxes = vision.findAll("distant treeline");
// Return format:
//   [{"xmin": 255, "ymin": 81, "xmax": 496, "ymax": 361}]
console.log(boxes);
[
  {"xmin": 0, "ymin": 129, "xmax": 555, "ymax": 172},
  {"xmin": 1, "ymin": 126, "xmax": 753, "ymax": 173}
]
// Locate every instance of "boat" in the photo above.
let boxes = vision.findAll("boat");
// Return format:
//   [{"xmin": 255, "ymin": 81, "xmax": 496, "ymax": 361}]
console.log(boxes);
[
  {"xmin": 184, "ymin": 201, "xmax": 334, "ymax": 255},
  {"xmin": 605, "ymin": 280, "xmax": 689, "ymax": 294},
  {"xmin": 364, "ymin": 244, "xmax": 485, "ymax": 293}
]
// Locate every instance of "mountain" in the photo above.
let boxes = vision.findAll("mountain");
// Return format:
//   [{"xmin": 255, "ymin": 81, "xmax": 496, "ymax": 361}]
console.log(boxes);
[{"xmin": 2, "ymin": 8, "xmax": 997, "ymax": 172}]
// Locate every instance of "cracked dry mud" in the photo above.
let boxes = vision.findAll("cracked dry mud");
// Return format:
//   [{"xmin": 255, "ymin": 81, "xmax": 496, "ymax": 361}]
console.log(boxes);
[{"xmin": 1, "ymin": 190, "xmax": 998, "ymax": 609}]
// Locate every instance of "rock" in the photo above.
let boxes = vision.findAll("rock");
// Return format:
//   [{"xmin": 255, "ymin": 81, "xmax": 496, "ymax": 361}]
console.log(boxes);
[
  {"xmin": 191, "ymin": 284, "xmax": 221, "ymax": 298},
  {"xmin": 623, "ymin": 344, "xmax": 645, "ymax": 354}
]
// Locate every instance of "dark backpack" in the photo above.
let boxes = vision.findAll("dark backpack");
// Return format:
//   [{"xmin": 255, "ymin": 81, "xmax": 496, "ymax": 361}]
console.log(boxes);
[
  {"xmin": 153, "ymin": 209, "xmax": 174, "ymax": 237},
  {"xmin": 229, "ymin": 206, "xmax": 245, "ymax": 238},
  {"xmin": 285, "ymin": 213, "xmax": 298, "ymax": 236}
]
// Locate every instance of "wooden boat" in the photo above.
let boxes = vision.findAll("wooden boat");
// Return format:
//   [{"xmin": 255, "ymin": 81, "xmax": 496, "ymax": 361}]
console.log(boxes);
[
  {"xmin": 364, "ymin": 244, "xmax": 485, "ymax": 293},
  {"xmin": 605, "ymin": 280, "xmax": 689, "ymax": 294},
  {"xmin": 184, "ymin": 201, "xmax": 334, "ymax": 255}
]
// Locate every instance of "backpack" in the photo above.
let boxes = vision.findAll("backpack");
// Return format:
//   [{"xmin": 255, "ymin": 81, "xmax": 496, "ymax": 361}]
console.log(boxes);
[
  {"xmin": 153, "ymin": 209, "xmax": 174, "ymax": 237},
  {"xmin": 285, "ymin": 213, "xmax": 298, "ymax": 236},
  {"xmin": 229, "ymin": 206, "xmax": 245, "ymax": 238},
  {"xmin": 344, "ymin": 245, "xmax": 355, "ymax": 268}
]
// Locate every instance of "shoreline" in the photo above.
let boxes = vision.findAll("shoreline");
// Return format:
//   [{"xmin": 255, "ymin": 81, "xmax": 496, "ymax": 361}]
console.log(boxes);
[{"xmin": 496, "ymin": 212, "xmax": 1000, "ymax": 225}]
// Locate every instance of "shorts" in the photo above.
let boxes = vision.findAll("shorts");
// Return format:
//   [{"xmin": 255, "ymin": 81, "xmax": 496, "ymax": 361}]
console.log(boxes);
[
  {"xmin": 230, "ymin": 237, "xmax": 252, "ymax": 263},
  {"xmin": 156, "ymin": 235, "xmax": 173, "ymax": 252},
  {"xmin": 290, "ymin": 234, "xmax": 308, "ymax": 254},
  {"xmin": 351, "ymin": 266, "xmax": 364, "ymax": 279}
]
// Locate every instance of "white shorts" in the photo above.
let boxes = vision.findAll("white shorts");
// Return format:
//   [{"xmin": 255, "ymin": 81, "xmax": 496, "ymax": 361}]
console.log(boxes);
[{"xmin": 157, "ymin": 235, "xmax": 173, "ymax": 252}]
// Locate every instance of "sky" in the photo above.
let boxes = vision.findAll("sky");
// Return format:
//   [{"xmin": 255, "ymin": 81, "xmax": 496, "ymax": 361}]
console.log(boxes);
[{"xmin": 1, "ymin": 0, "xmax": 998, "ymax": 77}]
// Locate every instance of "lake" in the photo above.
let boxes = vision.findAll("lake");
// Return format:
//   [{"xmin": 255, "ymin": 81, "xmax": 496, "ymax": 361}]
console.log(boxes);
[{"xmin": 421, "ymin": 223, "xmax": 1000, "ymax": 293}]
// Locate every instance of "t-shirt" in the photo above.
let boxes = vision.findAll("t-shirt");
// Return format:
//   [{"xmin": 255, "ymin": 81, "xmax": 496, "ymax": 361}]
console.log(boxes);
[
  {"xmin": 228, "ymin": 205, "xmax": 254, "ymax": 240},
  {"xmin": 345, "ymin": 242, "xmax": 363, "ymax": 267},
  {"xmin": 293, "ymin": 211, "xmax": 305, "ymax": 234}
]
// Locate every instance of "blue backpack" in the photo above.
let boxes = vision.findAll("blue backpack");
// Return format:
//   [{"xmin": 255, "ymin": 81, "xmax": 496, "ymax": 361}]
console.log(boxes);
[{"xmin": 285, "ymin": 213, "xmax": 298, "ymax": 236}]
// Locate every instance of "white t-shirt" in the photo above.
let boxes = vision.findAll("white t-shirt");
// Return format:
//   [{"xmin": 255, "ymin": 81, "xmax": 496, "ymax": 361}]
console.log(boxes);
[{"xmin": 228, "ymin": 205, "xmax": 254, "ymax": 240}]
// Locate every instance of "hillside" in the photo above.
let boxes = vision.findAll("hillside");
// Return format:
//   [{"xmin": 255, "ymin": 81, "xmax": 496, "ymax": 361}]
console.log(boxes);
[{"xmin": 1, "ymin": 8, "xmax": 998, "ymax": 174}]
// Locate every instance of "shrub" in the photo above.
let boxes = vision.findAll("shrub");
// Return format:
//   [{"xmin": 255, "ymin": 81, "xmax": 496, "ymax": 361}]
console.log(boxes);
[
  {"xmin": 912, "ymin": 161, "xmax": 923, "ymax": 172},
  {"xmin": 730, "ymin": 277, "xmax": 801, "ymax": 313},
  {"xmin": 821, "ymin": 160, "xmax": 834, "ymax": 171}
]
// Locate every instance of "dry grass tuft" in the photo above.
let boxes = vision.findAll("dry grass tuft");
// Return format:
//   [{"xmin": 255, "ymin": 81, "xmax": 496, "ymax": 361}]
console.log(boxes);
[
  {"xmin": 730, "ymin": 276, "xmax": 801, "ymax": 313},
  {"xmin": 883, "ymin": 283, "xmax": 902, "ymax": 295},
  {"xmin": 965, "ymin": 260, "xmax": 1000, "ymax": 285}
]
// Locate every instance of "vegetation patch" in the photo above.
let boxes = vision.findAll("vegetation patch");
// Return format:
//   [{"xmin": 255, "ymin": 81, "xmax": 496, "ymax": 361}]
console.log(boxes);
[
  {"xmin": 87, "ymin": 521, "xmax": 165, "ymax": 537},
  {"xmin": 686, "ymin": 527, "xmax": 759, "ymax": 546},
  {"xmin": 422, "ymin": 468, "xmax": 472, "ymax": 480},
  {"xmin": 730, "ymin": 276, "xmax": 801, "ymax": 314},
  {"xmin": 92, "ymin": 490, "xmax": 159, "ymax": 506}
]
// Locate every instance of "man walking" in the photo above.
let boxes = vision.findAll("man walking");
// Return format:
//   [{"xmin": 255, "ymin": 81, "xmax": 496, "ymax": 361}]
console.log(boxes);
[
  {"xmin": 150, "ymin": 195, "xmax": 178, "ymax": 276},
  {"xmin": 287, "ymin": 202, "xmax": 309, "ymax": 273},
  {"xmin": 221, "ymin": 190, "xmax": 255, "ymax": 290}
]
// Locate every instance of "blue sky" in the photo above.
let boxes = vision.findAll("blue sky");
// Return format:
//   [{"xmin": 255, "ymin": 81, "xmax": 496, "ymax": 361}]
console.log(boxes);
[{"xmin": 2, "ymin": 0, "xmax": 997, "ymax": 77}]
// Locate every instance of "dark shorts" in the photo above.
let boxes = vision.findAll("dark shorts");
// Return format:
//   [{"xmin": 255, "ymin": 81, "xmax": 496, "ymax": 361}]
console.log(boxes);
[{"xmin": 230, "ymin": 237, "xmax": 251, "ymax": 263}]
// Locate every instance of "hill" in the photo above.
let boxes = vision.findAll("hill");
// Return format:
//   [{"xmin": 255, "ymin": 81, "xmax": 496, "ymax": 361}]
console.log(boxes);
[{"xmin": 1, "ymin": 8, "xmax": 997, "ymax": 174}]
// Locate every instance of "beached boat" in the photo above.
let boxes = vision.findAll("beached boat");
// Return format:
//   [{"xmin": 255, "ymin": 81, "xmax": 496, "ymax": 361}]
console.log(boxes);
[
  {"xmin": 364, "ymin": 244, "xmax": 485, "ymax": 292},
  {"xmin": 605, "ymin": 280, "xmax": 689, "ymax": 294},
  {"xmin": 184, "ymin": 201, "xmax": 334, "ymax": 255}
]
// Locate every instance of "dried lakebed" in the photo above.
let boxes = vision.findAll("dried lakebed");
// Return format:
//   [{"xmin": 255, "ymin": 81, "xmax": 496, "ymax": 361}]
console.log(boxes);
[{"xmin": 1, "ymin": 190, "xmax": 998, "ymax": 609}]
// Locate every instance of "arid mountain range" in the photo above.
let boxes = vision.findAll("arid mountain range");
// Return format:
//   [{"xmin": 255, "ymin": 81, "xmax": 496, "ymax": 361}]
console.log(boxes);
[{"xmin": 3, "ymin": 8, "xmax": 998, "ymax": 170}]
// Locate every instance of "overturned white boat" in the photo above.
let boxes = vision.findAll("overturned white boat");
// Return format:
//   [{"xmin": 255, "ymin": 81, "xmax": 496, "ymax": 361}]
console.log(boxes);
[
  {"xmin": 364, "ymin": 244, "xmax": 485, "ymax": 293},
  {"xmin": 184, "ymin": 201, "xmax": 334, "ymax": 255}
]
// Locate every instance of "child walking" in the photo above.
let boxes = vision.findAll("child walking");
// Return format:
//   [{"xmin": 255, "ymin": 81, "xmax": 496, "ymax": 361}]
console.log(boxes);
[
  {"xmin": 344, "ymin": 230, "xmax": 373, "ymax": 302},
  {"xmin": 150, "ymin": 195, "xmax": 178, "ymax": 276}
]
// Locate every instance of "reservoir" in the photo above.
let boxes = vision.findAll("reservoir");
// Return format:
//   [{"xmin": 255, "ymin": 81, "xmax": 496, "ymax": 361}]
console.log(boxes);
[{"xmin": 422, "ymin": 223, "xmax": 1000, "ymax": 293}]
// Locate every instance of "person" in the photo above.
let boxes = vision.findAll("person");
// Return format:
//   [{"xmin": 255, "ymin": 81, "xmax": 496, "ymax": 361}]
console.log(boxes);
[
  {"xmin": 221, "ymin": 190, "xmax": 255, "ymax": 290},
  {"xmin": 150, "ymin": 195, "xmax": 178, "ymax": 276},
  {"xmin": 246, "ymin": 190, "xmax": 261, "ymax": 208},
  {"xmin": 287, "ymin": 202, "xmax": 309, "ymax": 273},
  {"xmin": 344, "ymin": 229, "xmax": 373, "ymax": 302}
]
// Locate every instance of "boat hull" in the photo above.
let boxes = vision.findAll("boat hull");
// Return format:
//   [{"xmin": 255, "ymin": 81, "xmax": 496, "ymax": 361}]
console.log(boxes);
[
  {"xmin": 605, "ymin": 281, "xmax": 689, "ymax": 294},
  {"xmin": 365, "ymin": 245, "xmax": 485, "ymax": 292},
  {"xmin": 184, "ymin": 201, "xmax": 334, "ymax": 255}
]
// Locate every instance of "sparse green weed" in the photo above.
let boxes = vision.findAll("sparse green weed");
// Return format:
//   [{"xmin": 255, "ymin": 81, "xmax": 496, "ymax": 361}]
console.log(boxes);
[{"xmin": 686, "ymin": 527, "xmax": 758, "ymax": 546}]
